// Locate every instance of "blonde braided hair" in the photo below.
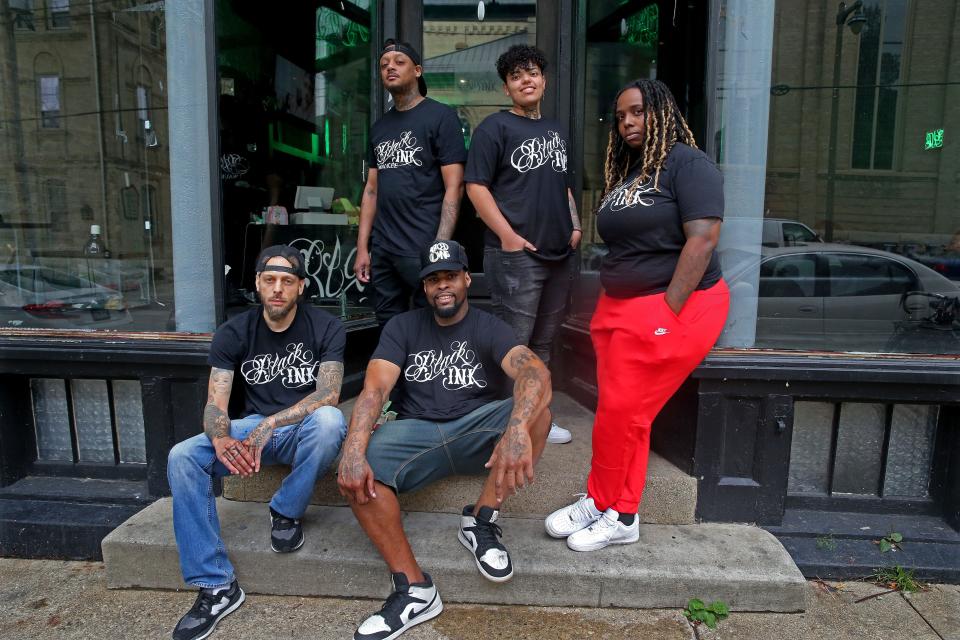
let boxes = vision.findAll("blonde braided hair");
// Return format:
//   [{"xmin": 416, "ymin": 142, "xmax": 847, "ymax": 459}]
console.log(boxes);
[{"xmin": 600, "ymin": 79, "xmax": 697, "ymax": 207}]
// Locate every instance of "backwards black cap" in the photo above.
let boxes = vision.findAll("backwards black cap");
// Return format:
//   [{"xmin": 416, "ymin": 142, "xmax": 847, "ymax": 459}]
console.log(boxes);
[
  {"xmin": 380, "ymin": 39, "xmax": 428, "ymax": 97},
  {"xmin": 255, "ymin": 245, "xmax": 306, "ymax": 279}
]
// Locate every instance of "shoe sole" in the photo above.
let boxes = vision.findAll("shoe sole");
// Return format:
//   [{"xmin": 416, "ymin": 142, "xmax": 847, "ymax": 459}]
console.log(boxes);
[
  {"xmin": 546, "ymin": 434, "xmax": 572, "ymax": 444},
  {"xmin": 189, "ymin": 588, "xmax": 245, "ymax": 640},
  {"xmin": 544, "ymin": 515, "xmax": 599, "ymax": 539},
  {"xmin": 457, "ymin": 529, "xmax": 514, "ymax": 583},
  {"xmin": 357, "ymin": 593, "xmax": 444, "ymax": 640},
  {"xmin": 566, "ymin": 531, "xmax": 640, "ymax": 552}
]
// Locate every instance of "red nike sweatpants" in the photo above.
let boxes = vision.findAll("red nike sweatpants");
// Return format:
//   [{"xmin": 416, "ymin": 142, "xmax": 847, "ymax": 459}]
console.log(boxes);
[{"xmin": 586, "ymin": 279, "xmax": 729, "ymax": 514}]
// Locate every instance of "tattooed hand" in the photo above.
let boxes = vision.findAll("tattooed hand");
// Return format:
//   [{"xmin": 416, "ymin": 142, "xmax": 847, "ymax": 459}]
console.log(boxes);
[
  {"xmin": 242, "ymin": 421, "xmax": 273, "ymax": 472},
  {"xmin": 213, "ymin": 436, "xmax": 255, "ymax": 476},
  {"xmin": 337, "ymin": 448, "xmax": 377, "ymax": 505},
  {"xmin": 484, "ymin": 422, "xmax": 534, "ymax": 504}
]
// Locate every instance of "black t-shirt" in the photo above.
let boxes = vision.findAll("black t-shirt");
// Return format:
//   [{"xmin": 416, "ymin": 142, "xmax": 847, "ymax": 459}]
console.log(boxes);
[
  {"xmin": 208, "ymin": 305, "xmax": 346, "ymax": 417},
  {"xmin": 464, "ymin": 111, "xmax": 573, "ymax": 260},
  {"xmin": 596, "ymin": 143, "xmax": 724, "ymax": 298},
  {"xmin": 372, "ymin": 307, "xmax": 520, "ymax": 421},
  {"xmin": 367, "ymin": 98, "xmax": 468, "ymax": 257}
]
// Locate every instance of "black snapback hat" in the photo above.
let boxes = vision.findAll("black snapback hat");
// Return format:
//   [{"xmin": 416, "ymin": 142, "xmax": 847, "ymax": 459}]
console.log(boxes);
[
  {"xmin": 419, "ymin": 240, "xmax": 469, "ymax": 279},
  {"xmin": 380, "ymin": 39, "xmax": 428, "ymax": 97},
  {"xmin": 255, "ymin": 245, "xmax": 306, "ymax": 279}
]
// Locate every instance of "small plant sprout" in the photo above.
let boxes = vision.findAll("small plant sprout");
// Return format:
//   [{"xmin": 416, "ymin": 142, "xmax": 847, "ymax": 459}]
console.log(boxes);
[
  {"xmin": 816, "ymin": 534, "xmax": 837, "ymax": 551},
  {"xmin": 683, "ymin": 598, "xmax": 730, "ymax": 629},
  {"xmin": 871, "ymin": 566, "xmax": 923, "ymax": 594},
  {"xmin": 875, "ymin": 532, "xmax": 904, "ymax": 553}
]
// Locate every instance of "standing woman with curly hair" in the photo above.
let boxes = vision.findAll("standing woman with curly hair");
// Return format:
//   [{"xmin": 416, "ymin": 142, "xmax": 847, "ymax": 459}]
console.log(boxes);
[{"xmin": 545, "ymin": 79, "xmax": 729, "ymax": 551}]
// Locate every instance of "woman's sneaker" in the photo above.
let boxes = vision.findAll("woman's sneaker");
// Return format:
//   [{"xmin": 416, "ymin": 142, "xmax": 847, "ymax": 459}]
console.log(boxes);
[
  {"xmin": 544, "ymin": 494, "xmax": 602, "ymax": 538},
  {"xmin": 172, "ymin": 579, "xmax": 245, "ymax": 640},
  {"xmin": 354, "ymin": 572, "xmax": 443, "ymax": 640},
  {"xmin": 547, "ymin": 423, "xmax": 572, "ymax": 444},
  {"xmin": 458, "ymin": 505, "xmax": 513, "ymax": 582},
  {"xmin": 566, "ymin": 508, "xmax": 640, "ymax": 552}
]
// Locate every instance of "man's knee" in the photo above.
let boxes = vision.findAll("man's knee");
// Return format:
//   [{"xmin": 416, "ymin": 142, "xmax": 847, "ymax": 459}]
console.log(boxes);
[
  {"xmin": 167, "ymin": 437, "xmax": 207, "ymax": 486},
  {"xmin": 302, "ymin": 406, "xmax": 347, "ymax": 444}
]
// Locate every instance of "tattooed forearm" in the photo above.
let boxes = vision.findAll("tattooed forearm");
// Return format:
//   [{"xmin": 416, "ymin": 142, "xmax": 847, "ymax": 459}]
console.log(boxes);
[
  {"xmin": 568, "ymin": 190, "xmax": 581, "ymax": 231},
  {"xmin": 258, "ymin": 361, "xmax": 344, "ymax": 433},
  {"xmin": 341, "ymin": 386, "xmax": 387, "ymax": 458},
  {"xmin": 665, "ymin": 217, "xmax": 721, "ymax": 312},
  {"xmin": 436, "ymin": 197, "xmax": 460, "ymax": 240},
  {"xmin": 505, "ymin": 347, "xmax": 551, "ymax": 433},
  {"xmin": 203, "ymin": 367, "xmax": 234, "ymax": 441},
  {"xmin": 203, "ymin": 403, "xmax": 231, "ymax": 441}
]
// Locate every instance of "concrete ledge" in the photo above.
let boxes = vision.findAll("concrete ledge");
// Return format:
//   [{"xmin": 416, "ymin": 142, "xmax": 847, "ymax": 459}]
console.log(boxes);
[
  {"xmin": 222, "ymin": 393, "xmax": 697, "ymax": 525},
  {"xmin": 102, "ymin": 498, "xmax": 807, "ymax": 612}
]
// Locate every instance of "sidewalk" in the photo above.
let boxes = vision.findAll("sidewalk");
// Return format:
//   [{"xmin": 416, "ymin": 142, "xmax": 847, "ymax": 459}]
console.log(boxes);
[{"xmin": 1, "ymin": 559, "xmax": 957, "ymax": 640}]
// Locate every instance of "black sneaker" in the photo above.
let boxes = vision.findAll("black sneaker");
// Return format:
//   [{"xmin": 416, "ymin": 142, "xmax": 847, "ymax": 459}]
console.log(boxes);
[
  {"xmin": 172, "ymin": 580, "xmax": 245, "ymax": 640},
  {"xmin": 458, "ymin": 505, "xmax": 513, "ymax": 582},
  {"xmin": 269, "ymin": 507, "xmax": 304, "ymax": 553},
  {"xmin": 354, "ymin": 572, "xmax": 443, "ymax": 640}
]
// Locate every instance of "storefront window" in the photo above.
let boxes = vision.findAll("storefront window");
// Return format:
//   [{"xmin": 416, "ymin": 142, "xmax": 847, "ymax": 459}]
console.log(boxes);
[
  {"xmin": 216, "ymin": 0, "xmax": 375, "ymax": 321},
  {"xmin": 0, "ymin": 0, "xmax": 176, "ymax": 332}
]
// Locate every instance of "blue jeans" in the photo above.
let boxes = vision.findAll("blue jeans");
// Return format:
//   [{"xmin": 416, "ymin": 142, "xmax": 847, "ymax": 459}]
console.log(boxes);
[
  {"xmin": 167, "ymin": 406, "xmax": 346, "ymax": 588},
  {"xmin": 484, "ymin": 248, "xmax": 575, "ymax": 364}
]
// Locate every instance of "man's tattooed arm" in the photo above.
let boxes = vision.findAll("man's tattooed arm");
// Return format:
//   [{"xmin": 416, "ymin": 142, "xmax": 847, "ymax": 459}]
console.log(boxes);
[
  {"xmin": 567, "ymin": 188, "xmax": 582, "ymax": 249},
  {"xmin": 664, "ymin": 217, "xmax": 722, "ymax": 315},
  {"xmin": 436, "ymin": 163, "xmax": 464, "ymax": 240},
  {"xmin": 244, "ymin": 361, "xmax": 344, "ymax": 454},
  {"xmin": 203, "ymin": 367, "xmax": 234, "ymax": 441},
  {"xmin": 337, "ymin": 359, "xmax": 401, "ymax": 504}
]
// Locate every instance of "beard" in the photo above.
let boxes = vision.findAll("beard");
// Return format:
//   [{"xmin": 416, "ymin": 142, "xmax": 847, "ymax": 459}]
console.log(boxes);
[
  {"xmin": 432, "ymin": 296, "xmax": 464, "ymax": 319},
  {"xmin": 261, "ymin": 293, "xmax": 297, "ymax": 320}
]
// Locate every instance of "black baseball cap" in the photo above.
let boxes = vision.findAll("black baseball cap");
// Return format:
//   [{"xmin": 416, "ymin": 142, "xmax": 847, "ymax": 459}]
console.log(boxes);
[
  {"xmin": 255, "ymin": 245, "xmax": 306, "ymax": 279},
  {"xmin": 380, "ymin": 39, "xmax": 428, "ymax": 97},
  {"xmin": 419, "ymin": 240, "xmax": 469, "ymax": 279}
]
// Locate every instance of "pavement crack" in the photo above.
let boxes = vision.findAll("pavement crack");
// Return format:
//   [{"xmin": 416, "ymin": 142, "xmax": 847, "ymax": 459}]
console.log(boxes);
[{"xmin": 901, "ymin": 591, "xmax": 946, "ymax": 640}]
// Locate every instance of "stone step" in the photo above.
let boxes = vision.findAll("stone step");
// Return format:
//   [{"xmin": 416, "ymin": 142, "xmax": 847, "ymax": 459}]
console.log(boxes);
[
  {"xmin": 102, "ymin": 498, "xmax": 807, "ymax": 612},
  {"xmin": 222, "ymin": 392, "xmax": 697, "ymax": 525}
]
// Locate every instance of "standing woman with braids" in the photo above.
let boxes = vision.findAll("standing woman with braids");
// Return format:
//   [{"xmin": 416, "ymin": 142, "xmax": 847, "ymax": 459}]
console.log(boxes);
[{"xmin": 545, "ymin": 79, "xmax": 729, "ymax": 551}]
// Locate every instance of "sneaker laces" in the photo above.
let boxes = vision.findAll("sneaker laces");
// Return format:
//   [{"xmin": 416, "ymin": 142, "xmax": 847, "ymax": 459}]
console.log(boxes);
[
  {"xmin": 566, "ymin": 494, "xmax": 598, "ymax": 523},
  {"xmin": 189, "ymin": 589, "xmax": 224, "ymax": 617},
  {"xmin": 586, "ymin": 511, "xmax": 619, "ymax": 534},
  {"xmin": 272, "ymin": 514, "xmax": 299, "ymax": 530},
  {"xmin": 377, "ymin": 586, "xmax": 412, "ymax": 619},
  {"xmin": 472, "ymin": 518, "xmax": 504, "ymax": 548}
]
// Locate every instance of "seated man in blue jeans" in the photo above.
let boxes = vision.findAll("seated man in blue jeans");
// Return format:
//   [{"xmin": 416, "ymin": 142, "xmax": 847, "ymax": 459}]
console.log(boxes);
[
  {"xmin": 338, "ymin": 240, "xmax": 552, "ymax": 640},
  {"xmin": 167, "ymin": 245, "xmax": 347, "ymax": 640}
]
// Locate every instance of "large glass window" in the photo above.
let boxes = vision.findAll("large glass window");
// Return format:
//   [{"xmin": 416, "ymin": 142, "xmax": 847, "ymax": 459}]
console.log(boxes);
[
  {"xmin": 216, "ymin": 0, "xmax": 375, "ymax": 321},
  {"xmin": 0, "ymin": 1, "xmax": 175, "ymax": 332}
]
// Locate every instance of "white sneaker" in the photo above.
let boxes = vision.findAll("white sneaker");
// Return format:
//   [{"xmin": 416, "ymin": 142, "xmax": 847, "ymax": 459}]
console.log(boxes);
[
  {"xmin": 547, "ymin": 423, "xmax": 572, "ymax": 444},
  {"xmin": 566, "ymin": 508, "xmax": 639, "ymax": 552},
  {"xmin": 544, "ymin": 494, "xmax": 602, "ymax": 538}
]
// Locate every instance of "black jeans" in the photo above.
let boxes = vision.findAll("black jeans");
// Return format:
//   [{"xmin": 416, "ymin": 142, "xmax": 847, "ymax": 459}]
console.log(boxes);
[
  {"xmin": 484, "ymin": 248, "xmax": 575, "ymax": 365},
  {"xmin": 371, "ymin": 248, "xmax": 427, "ymax": 326}
]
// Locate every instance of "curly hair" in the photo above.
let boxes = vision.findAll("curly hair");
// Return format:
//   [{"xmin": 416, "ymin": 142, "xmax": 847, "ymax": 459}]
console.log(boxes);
[
  {"xmin": 495, "ymin": 44, "xmax": 548, "ymax": 82},
  {"xmin": 600, "ymin": 79, "xmax": 697, "ymax": 204}
]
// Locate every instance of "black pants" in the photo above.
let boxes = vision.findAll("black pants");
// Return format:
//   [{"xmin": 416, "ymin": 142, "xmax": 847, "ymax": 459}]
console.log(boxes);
[{"xmin": 371, "ymin": 248, "xmax": 427, "ymax": 326}]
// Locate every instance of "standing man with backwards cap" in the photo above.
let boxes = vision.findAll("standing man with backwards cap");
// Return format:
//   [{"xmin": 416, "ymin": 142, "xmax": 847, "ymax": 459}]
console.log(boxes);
[
  {"xmin": 167, "ymin": 245, "xmax": 348, "ymax": 640},
  {"xmin": 354, "ymin": 39, "xmax": 468, "ymax": 326},
  {"xmin": 339, "ymin": 239, "xmax": 552, "ymax": 640}
]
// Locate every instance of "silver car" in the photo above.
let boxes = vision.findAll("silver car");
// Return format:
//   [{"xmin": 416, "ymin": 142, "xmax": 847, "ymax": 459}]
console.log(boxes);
[{"xmin": 0, "ymin": 265, "xmax": 132, "ymax": 329}]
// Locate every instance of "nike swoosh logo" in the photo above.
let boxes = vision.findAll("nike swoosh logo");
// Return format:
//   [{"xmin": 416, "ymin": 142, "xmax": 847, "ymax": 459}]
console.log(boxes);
[{"xmin": 405, "ymin": 593, "xmax": 437, "ymax": 621}]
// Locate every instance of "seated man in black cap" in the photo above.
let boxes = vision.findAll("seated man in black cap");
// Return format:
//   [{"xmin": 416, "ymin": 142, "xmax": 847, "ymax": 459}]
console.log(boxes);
[
  {"xmin": 353, "ymin": 38, "xmax": 467, "ymax": 326},
  {"xmin": 338, "ymin": 239, "xmax": 553, "ymax": 640},
  {"xmin": 167, "ymin": 245, "xmax": 348, "ymax": 640}
]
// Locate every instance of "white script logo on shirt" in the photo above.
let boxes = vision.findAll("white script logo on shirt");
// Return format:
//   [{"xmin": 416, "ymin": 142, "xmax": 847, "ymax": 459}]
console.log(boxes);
[
  {"xmin": 510, "ymin": 131, "xmax": 567, "ymax": 173},
  {"xmin": 404, "ymin": 340, "xmax": 488, "ymax": 391},
  {"xmin": 599, "ymin": 177, "xmax": 658, "ymax": 212},
  {"xmin": 375, "ymin": 131, "xmax": 423, "ymax": 169},
  {"xmin": 240, "ymin": 343, "xmax": 317, "ymax": 389}
]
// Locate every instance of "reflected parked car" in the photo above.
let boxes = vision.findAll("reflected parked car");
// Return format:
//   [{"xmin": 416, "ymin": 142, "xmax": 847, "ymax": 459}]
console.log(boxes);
[
  {"xmin": 726, "ymin": 243, "xmax": 960, "ymax": 352},
  {"xmin": 0, "ymin": 265, "xmax": 132, "ymax": 329}
]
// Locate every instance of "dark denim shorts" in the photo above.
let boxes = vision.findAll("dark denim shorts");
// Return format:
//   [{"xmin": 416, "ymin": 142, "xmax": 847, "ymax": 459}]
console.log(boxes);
[{"xmin": 366, "ymin": 398, "xmax": 514, "ymax": 493}]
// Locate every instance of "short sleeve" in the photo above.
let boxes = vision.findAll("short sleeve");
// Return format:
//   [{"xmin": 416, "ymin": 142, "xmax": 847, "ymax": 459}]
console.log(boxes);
[
  {"xmin": 318, "ymin": 317, "xmax": 347, "ymax": 363},
  {"xmin": 366, "ymin": 139, "xmax": 375, "ymax": 168},
  {"xmin": 208, "ymin": 321, "xmax": 244, "ymax": 370},
  {"xmin": 464, "ymin": 123, "xmax": 501, "ymax": 186},
  {"xmin": 435, "ymin": 107, "xmax": 468, "ymax": 166},
  {"xmin": 483, "ymin": 313, "xmax": 522, "ymax": 365},
  {"xmin": 371, "ymin": 315, "xmax": 408, "ymax": 367},
  {"xmin": 674, "ymin": 157, "xmax": 724, "ymax": 222}
]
